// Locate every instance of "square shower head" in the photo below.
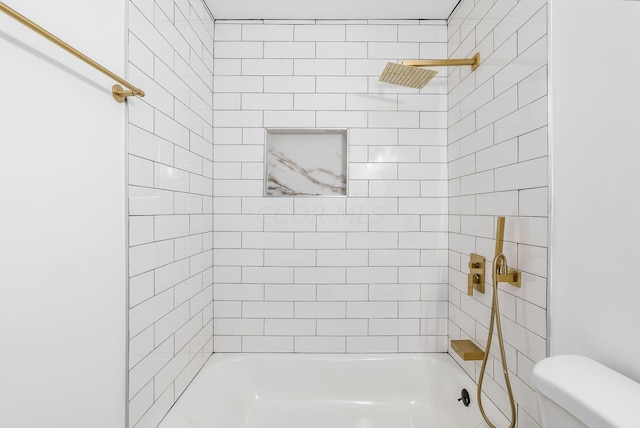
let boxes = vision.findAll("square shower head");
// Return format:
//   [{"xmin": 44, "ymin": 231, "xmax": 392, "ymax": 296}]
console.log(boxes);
[{"xmin": 378, "ymin": 62, "xmax": 439, "ymax": 89}]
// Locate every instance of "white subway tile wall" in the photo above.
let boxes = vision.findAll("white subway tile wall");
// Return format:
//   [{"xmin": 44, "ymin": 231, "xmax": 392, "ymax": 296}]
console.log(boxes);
[
  {"xmin": 447, "ymin": 0, "xmax": 548, "ymax": 427},
  {"xmin": 127, "ymin": 1, "xmax": 214, "ymax": 427},
  {"xmin": 213, "ymin": 20, "xmax": 449, "ymax": 354}
]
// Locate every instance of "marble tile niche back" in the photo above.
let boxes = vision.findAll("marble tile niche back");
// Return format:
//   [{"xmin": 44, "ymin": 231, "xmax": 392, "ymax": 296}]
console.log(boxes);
[{"xmin": 266, "ymin": 130, "xmax": 347, "ymax": 196}]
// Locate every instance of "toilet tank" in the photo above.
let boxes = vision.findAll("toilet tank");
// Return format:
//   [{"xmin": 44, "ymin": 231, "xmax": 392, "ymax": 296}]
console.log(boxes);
[{"xmin": 532, "ymin": 355, "xmax": 640, "ymax": 428}]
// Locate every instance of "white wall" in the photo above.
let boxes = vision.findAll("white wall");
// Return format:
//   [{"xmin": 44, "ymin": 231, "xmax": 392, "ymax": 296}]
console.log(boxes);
[
  {"xmin": 549, "ymin": 0, "xmax": 640, "ymax": 380},
  {"xmin": 0, "ymin": 1, "xmax": 126, "ymax": 428},
  {"xmin": 212, "ymin": 20, "xmax": 450, "ymax": 354},
  {"xmin": 447, "ymin": 0, "xmax": 548, "ymax": 426},
  {"xmin": 126, "ymin": 0, "xmax": 214, "ymax": 427}
]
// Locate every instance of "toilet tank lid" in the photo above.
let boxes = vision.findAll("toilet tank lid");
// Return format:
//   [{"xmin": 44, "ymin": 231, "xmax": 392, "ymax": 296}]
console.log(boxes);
[{"xmin": 533, "ymin": 355, "xmax": 640, "ymax": 428}]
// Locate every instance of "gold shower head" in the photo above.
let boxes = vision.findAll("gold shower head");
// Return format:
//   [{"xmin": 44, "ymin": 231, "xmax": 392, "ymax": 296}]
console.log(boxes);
[
  {"xmin": 378, "ymin": 53, "xmax": 481, "ymax": 89},
  {"xmin": 378, "ymin": 62, "xmax": 438, "ymax": 90}
]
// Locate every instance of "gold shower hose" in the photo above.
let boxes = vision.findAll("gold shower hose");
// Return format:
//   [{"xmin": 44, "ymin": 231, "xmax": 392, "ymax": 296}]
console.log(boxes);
[{"xmin": 477, "ymin": 253, "xmax": 517, "ymax": 428}]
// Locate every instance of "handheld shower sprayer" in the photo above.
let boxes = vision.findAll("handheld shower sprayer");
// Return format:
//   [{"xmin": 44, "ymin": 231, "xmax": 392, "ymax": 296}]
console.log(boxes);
[{"xmin": 477, "ymin": 216, "xmax": 517, "ymax": 428}]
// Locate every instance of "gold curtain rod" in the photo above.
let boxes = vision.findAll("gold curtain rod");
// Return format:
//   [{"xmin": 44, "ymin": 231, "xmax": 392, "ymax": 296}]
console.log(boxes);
[
  {"xmin": 403, "ymin": 53, "xmax": 481, "ymax": 71},
  {"xmin": 0, "ymin": 1, "xmax": 145, "ymax": 103}
]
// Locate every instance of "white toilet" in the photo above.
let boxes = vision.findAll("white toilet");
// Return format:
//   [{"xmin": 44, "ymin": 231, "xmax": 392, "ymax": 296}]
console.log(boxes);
[{"xmin": 532, "ymin": 355, "xmax": 640, "ymax": 427}]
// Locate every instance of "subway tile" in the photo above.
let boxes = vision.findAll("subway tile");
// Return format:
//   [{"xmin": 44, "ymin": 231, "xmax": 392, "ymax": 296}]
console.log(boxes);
[
  {"xmin": 213, "ymin": 249, "xmax": 263, "ymax": 266},
  {"xmin": 369, "ymin": 319, "xmax": 420, "ymax": 335},
  {"xmin": 316, "ymin": 77, "xmax": 368, "ymax": 93},
  {"xmin": 316, "ymin": 284, "xmax": 368, "ymax": 301},
  {"xmin": 316, "ymin": 42, "xmax": 368, "ymax": 58},
  {"xmin": 265, "ymin": 284, "xmax": 317, "ymax": 301},
  {"xmin": 214, "ymin": 58, "xmax": 242, "ymax": 75},
  {"xmin": 346, "ymin": 59, "xmax": 394, "ymax": 76},
  {"xmin": 243, "ymin": 232, "xmax": 294, "ymax": 249},
  {"xmin": 350, "ymin": 128, "xmax": 398, "ymax": 146},
  {"xmin": 264, "ymin": 250, "xmax": 316, "ymax": 266},
  {"xmin": 242, "ymin": 59, "xmax": 294, "ymax": 76},
  {"xmin": 265, "ymin": 319, "xmax": 316, "ymax": 335},
  {"xmin": 214, "ymin": 301, "xmax": 240, "ymax": 318},
  {"xmin": 243, "ymin": 301, "xmax": 293, "ymax": 318},
  {"xmin": 398, "ymin": 94, "xmax": 446, "ymax": 112},
  {"xmin": 369, "ymin": 146, "xmax": 419, "ymax": 163},
  {"xmin": 317, "ymin": 319, "xmax": 367, "ymax": 336},
  {"xmin": 295, "ymin": 232, "xmax": 346, "ymax": 249},
  {"xmin": 264, "ymin": 76, "xmax": 316, "ymax": 93},
  {"xmin": 316, "ymin": 111, "xmax": 368, "ymax": 128},
  {"xmin": 368, "ymin": 42, "xmax": 419, "ymax": 59},
  {"xmin": 266, "ymin": 104, "xmax": 321, "ymax": 124},
  {"xmin": 349, "ymin": 164, "xmax": 397, "ymax": 180},
  {"xmin": 264, "ymin": 42, "xmax": 316, "ymax": 58},
  {"xmin": 398, "ymin": 164, "xmax": 447, "ymax": 180},
  {"xmin": 369, "ymin": 215, "xmax": 420, "ymax": 232},
  {"xmin": 369, "ymin": 283, "xmax": 422, "ymax": 302},
  {"xmin": 476, "ymin": 191, "xmax": 519, "ymax": 216},
  {"xmin": 213, "ymin": 111, "xmax": 263, "ymax": 128},
  {"xmin": 316, "ymin": 215, "xmax": 368, "ymax": 232},
  {"xmin": 242, "ymin": 24, "xmax": 294, "ymax": 41},
  {"xmin": 346, "ymin": 25, "xmax": 397, "ymax": 41},
  {"xmin": 495, "ymin": 97, "xmax": 548, "ymax": 143},
  {"xmin": 399, "ymin": 301, "xmax": 447, "ymax": 318},
  {"xmin": 213, "ymin": 76, "xmax": 263, "ymax": 93},
  {"xmin": 369, "ymin": 112, "xmax": 420, "ymax": 129},
  {"xmin": 129, "ymin": 272, "xmax": 154, "ymax": 309},
  {"xmin": 294, "ymin": 198, "xmax": 346, "ymax": 215},
  {"xmin": 347, "ymin": 232, "xmax": 398, "ymax": 249},
  {"xmin": 214, "ymin": 23, "xmax": 241, "ymax": 41},
  {"xmin": 214, "ymin": 41, "xmax": 263, "ymax": 58},
  {"xmin": 495, "ymin": 157, "xmax": 547, "ymax": 192},
  {"xmin": 294, "ymin": 59, "xmax": 346, "ymax": 75},
  {"xmin": 317, "ymin": 250, "xmax": 368, "ymax": 267},
  {"xmin": 154, "ymin": 259, "xmax": 190, "ymax": 293},
  {"xmin": 347, "ymin": 302, "xmax": 398, "ymax": 318},
  {"xmin": 346, "ymin": 336, "xmax": 398, "ymax": 353},
  {"xmin": 399, "ymin": 336, "xmax": 447, "ymax": 352},
  {"xmin": 346, "ymin": 94, "xmax": 397, "ymax": 111},
  {"xmin": 214, "ymin": 319, "xmax": 263, "ymax": 335},
  {"xmin": 129, "ymin": 240, "xmax": 174, "ymax": 276},
  {"xmin": 400, "ymin": 129, "xmax": 446, "ymax": 146},
  {"xmin": 294, "ymin": 25, "xmax": 346, "ymax": 41},
  {"xmin": 518, "ymin": 66, "xmax": 547, "ymax": 108},
  {"xmin": 130, "ymin": 216, "xmax": 154, "ymax": 247},
  {"xmin": 243, "ymin": 267, "xmax": 294, "ymax": 284},
  {"xmin": 242, "ymin": 336, "xmax": 293, "ymax": 352},
  {"xmin": 346, "ymin": 198, "xmax": 398, "ymax": 215},
  {"xmin": 294, "ymin": 337, "xmax": 346, "ymax": 353},
  {"xmin": 398, "ymin": 25, "xmax": 446, "ymax": 43},
  {"xmin": 398, "ymin": 198, "xmax": 447, "ymax": 215},
  {"xmin": 295, "ymin": 267, "xmax": 346, "ymax": 284},
  {"xmin": 214, "ymin": 283, "xmax": 264, "ymax": 300},
  {"xmin": 519, "ymin": 187, "xmax": 548, "ymax": 217},
  {"xmin": 495, "ymin": 36, "xmax": 547, "ymax": 96},
  {"xmin": 369, "ymin": 181, "xmax": 421, "ymax": 197},
  {"xmin": 129, "ymin": 125, "xmax": 174, "ymax": 165},
  {"xmin": 213, "ymin": 336, "xmax": 241, "ymax": 352},
  {"xmin": 476, "ymin": 138, "xmax": 518, "ymax": 173},
  {"xmin": 295, "ymin": 302, "xmax": 346, "ymax": 318},
  {"xmin": 213, "ymin": 231, "xmax": 242, "ymax": 249},
  {"xmin": 347, "ymin": 267, "xmax": 398, "ymax": 284}
]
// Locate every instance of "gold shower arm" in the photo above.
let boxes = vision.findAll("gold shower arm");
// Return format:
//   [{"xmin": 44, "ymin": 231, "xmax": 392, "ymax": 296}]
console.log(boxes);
[
  {"xmin": 403, "ymin": 53, "xmax": 480, "ymax": 71},
  {"xmin": 0, "ymin": 1, "xmax": 145, "ymax": 103}
]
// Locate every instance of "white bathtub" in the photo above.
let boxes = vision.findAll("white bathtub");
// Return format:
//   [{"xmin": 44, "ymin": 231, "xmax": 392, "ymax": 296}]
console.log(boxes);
[{"xmin": 158, "ymin": 353, "xmax": 494, "ymax": 428}]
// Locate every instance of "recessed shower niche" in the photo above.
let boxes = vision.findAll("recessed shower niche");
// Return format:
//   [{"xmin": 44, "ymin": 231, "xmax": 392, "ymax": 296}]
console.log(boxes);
[{"xmin": 266, "ymin": 129, "xmax": 347, "ymax": 196}]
